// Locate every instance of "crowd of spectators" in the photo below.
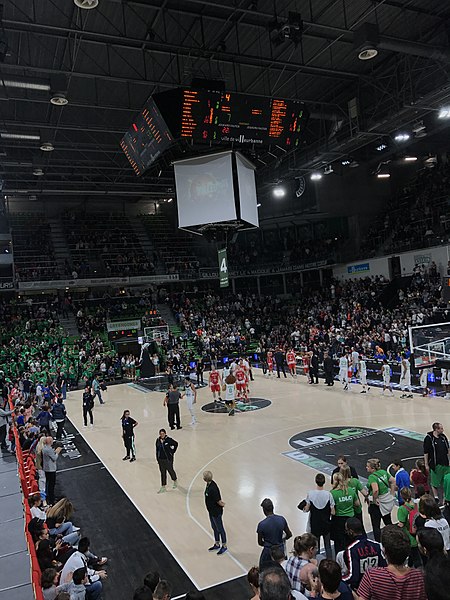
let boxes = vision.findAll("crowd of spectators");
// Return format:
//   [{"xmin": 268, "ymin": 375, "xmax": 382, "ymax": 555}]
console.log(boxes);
[{"xmin": 360, "ymin": 162, "xmax": 450, "ymax": 259}]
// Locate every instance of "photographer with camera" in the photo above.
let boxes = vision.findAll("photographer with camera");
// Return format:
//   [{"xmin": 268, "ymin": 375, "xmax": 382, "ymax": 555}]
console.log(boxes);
[{"xmin": 42, "ymin": 436, "xmax": 62, "ymax": 505}]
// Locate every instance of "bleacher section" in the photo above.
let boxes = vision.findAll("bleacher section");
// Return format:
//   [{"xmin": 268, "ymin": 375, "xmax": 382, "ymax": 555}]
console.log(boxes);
[
  {"xmin": 10, "ymin": 214, "xmax": 60, "ymax": 282},
  {"xmin": 63, "ymin": 212, "xmax": 156, "ymax": 278}
]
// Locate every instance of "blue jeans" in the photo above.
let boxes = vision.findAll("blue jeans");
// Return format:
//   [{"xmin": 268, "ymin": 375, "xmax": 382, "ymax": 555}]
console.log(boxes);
[
  {"xmin": 93, "ymin": 390, "xmax": 103, "ymax": 404},
  {"xmin": 61, "ymin": 384, "xmax": 67, "ymax": 400},
  {"xmin": 209, "ymin": 514, "xmax": 227, "ymax": 545},
  {"xmin": 85, "ymin": 580, "xmax": 102, "ymax": 600},
  {"xmin": 49, "ymin": 521, "xmax": 79, "ymax": 546}
]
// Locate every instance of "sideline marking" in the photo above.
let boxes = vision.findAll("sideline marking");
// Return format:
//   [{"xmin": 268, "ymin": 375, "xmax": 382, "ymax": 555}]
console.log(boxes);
[{"xmin": 58, "ymin": 461, "xmax": 102, "ymax": 473}]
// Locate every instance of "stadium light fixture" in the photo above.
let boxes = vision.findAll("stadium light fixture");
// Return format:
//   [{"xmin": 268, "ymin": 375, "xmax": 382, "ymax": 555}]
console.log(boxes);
[
  {"xmin": 2, "ymin": 79, "xmax": 50, "ymax": 91},
  {"xmin": 273, "ymin": 186, "xmax": 286, "ymax": 198},
  {"xmin": 257, "ymin": 203, "xmax": 262, "ymax": 207},
  {"xmin": 377, "ymin": 172, "xmax": 390, "ymax": 179},
  {"xmin": 1, "ymin": 132, "xmax": 40, "ymax": 140},
  {"xmin": 394, "ymin": 132, "xmax": 410, "ymax": 142},
  {"xmin": 310, "ymin": 172, "xmax": 322, "ymax": 181},
  {"xmin": 438, "ymin": 107, "xmax": 450, "ymax": 119},
  {"xmin": 341, "ymin": 159, "xmax": 351, "ymax": 166},
  {"xmin": 404, "ymin": 156, "xmax": 417, "ymax": 162},
  {"xmin": 376, "ymin": 143, "xmax": 387, "ymax": 151}
]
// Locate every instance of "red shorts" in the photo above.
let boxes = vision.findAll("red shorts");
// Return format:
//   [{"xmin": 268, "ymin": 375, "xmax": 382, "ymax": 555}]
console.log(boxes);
[
  {"xmin": 210, "ymin": 384, "xmax": 220, "ymax": 393},
  {"xmin": 268, "ymin": 361, "xmax": 274, "ymax": 369},
  {"xmin": 287, "ymin": 362, "xmax": 296, "ymax": 368},
  {"xmin": 236, "ymin": 382, "xmax": 246, "ymax": 391}
]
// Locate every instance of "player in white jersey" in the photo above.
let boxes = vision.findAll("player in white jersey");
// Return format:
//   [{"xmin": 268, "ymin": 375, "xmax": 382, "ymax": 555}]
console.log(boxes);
[
  {"xmin": 420, "ymin": 365, "xmax": 431, "ymax": 397},
  {"xmin": 224, "ymin": 374, "xmax": 236, "ymax": 416},
  {"xmin": 351, "ymin": 348, "xmax": 359, "ymax": 378},
  {"xmin": 183, "ymin": 377, "xmax": 197, "ymax": 425},
  {"xmin": 380, "ymin": 359, "xmax": 394, "ymax": 396},
  {"xmin": 441, "ymin": 368, "xmax": 450, "ymax": 399},
  {"xmin": 357, "ymin": 354, "xmax": 369, "ymax": 393},
  {"xmin": 399, "ymin": 353, "xmax": 413, "ymax": 399},
  {"xmin": 338, "ymin": 354, "xmax": 350, "ymax": 390}
]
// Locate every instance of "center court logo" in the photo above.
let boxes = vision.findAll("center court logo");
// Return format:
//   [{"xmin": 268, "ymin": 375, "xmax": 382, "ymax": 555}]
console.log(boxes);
[{"xmin": 289, "ymin": 426, "xmax": 375, "ymax": 449}]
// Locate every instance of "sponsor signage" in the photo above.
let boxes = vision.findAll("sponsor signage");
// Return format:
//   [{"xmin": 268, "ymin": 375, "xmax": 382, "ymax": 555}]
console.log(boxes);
[
  {"xmin": 0, "ymin": 280, "xmax": 14, "ymax": 289},
  {"xmin": 200, "ymin": 259, "xmax": 329, "ymax": 279},
  {"xmin": 288, "ymin": 427, "xmax": 372, "ymax": 449},
  {"xmin": 414, "ymin": 254, "xmax": 431, "ymax": 266},
  {"xmin": 347, "ymin": 263, "xmax": 370, "ymax": 274},
  {"xmin": 106, "ymin": 319, "xmax": 141, "ymax": 332}
]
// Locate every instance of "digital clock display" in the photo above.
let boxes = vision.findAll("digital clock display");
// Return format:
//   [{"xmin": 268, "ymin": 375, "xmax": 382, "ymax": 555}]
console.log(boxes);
[{"xmin": 120, "ymin": 98, "xmax": 173, "ymax": 176}]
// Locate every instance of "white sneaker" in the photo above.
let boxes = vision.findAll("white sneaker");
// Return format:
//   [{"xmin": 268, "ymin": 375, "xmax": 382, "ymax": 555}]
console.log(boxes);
[
  {"xmin": 83, "ymin": 425, "xmax": 87, "ymax": 428},
  {"xmin": 89, "ymin": 424, "xmax": 93, "ymax": 428}
]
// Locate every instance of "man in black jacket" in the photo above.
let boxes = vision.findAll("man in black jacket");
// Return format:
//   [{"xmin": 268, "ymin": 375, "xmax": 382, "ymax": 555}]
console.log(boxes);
[
  {"xmin": 82, "ymin": 385, "xmax": 94, "ymax": 428},
  {"xmin": 274, "ymin": 348, "xmax": 287, "ymax": 379},
  {"xmin": 310, "ymin": 351, "xmax": 319, "ymax": 384},
  {"xmin": 323, "ymin": 351, "xmax": 334, "ymax": 386},
  {"xmin": 156, "ymin": 429, "xmax": 178, "ymax": 493},
  {"xmin": 423, "ymin": 422, "xmax": 450, "ymax": 502}
]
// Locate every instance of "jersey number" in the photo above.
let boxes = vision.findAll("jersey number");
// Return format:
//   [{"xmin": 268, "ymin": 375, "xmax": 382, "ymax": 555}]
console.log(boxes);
[{"xmin": 360, "ymin": 557, "xmax": 379, "ymax": 573}]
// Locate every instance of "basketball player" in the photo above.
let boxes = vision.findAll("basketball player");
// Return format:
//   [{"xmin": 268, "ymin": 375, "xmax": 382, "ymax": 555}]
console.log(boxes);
[
  {"xmin": 338, "ymin": 353, "xmax": 350, "ymax": 391},
  {"xmin": 286, "ymin": 348, "xmax": 296, "ymax": 377},
  {"xmin": 420, "ymin": 365, "xmax": 431, "ymax": 397},
  {"xmin": 351, "ymin": 347, "xmax": 359, "ymax": 378},
  {"xmin": 209, "ymin": 366, "xmax": 222, "ymax": 403},
  {"xmin": 235, "ymin": 362, "xmax": 248, "ymax": 401},
  {"xmin": 224, "ymin": 374, "xmax": 236, "ymax": 416},
  {"xmin": 441, "ymin": 367, "xmax": 450, "ymax": 399},
  {"xmin": 357, "ymin": 354, "xmax": 369, "ymax": 393},
  {"xmin": 267, "ymin": 350, "xmax": 274, "ymax": 377},
  {"xmin": 380, "ymin": 359, "xmax": 394, "ymax": 396},
  {"xmin": 399, "ymin": 353, "xmax": 413, "ymax": 399},
  {"xmin": 183, "ymin": 377, "xmax": 197, "ymax": 425},
  {"xmin": 302, "ymin": 352, "xmax": 310, "ymax": 380}
]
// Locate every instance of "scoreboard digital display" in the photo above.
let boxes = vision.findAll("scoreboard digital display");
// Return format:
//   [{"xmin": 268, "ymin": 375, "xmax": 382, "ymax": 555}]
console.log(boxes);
[
  {"xmin": 120, "ymin": 98, "xmax": 173, "ymax": 176},
  {"xmin": 179, "ymin": 89, "xmax": 307, "ymax": 147}
]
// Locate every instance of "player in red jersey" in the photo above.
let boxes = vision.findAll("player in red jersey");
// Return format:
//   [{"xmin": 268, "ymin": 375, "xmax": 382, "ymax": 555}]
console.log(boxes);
[
  {"xmin": 209, "ymin": 367, "xmax": 222, "ymax": 402},
  {"xmin": 302, "ymin": 352, "xmax": 310, "ymax": 379},
  {"xmin": 235, "ymin": 364, "xmax": 248, "ymax": 401},
  {"xmin": 267, "ymin": 350, "xmax": 274, "ymax": 377},
  {"xmin": 286, "ymin": 349, "xmax": 296, "ymax": 377}
]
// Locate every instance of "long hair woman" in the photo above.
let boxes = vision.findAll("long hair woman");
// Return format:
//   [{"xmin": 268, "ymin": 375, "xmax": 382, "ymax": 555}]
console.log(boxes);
[
  {"xmin": 121, "ymin": 409, "xmax": 138, "ymax": 462},
  {"xmin": 330, "ymin": 472, "xmax": 359, "ymax": 554},
  {"xmin": 366, "ymin": 458, "xmax": 396, "ymax": 542}
]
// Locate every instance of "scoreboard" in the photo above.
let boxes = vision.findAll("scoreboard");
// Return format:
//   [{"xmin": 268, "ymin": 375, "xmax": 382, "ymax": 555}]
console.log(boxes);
[
  {"xmin": 120, "ymin": 98, "xmax": 173, "ymax": 176},
  {"xmin": 178, "ymin": 89, "xmax": 307, "ymax": 147}
]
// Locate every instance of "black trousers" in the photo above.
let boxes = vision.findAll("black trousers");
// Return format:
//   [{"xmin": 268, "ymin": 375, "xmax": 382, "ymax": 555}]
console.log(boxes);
[
  {"xmin": 45, "ymin": 471, "xmax": 56, "ymax": 505},
  {"xmin": 310, "ymin": 368, "xmax": 319, "ymax": 383},
  {"xmin": 368, "ymin": 503, "xmax": 392, "ymax": 542},
  {"xmin": 324, "ymin": 370, "xmax": 334, "ymax": 386},
  {"xmin": 55, "ymin": 420, "xmax": 65, "ymax": 440},
  {"xmin": 158, "ymin": 458, "xmax": 177, "ymax": 486},
  {"xmin": 0, "ymin": 424, "xmax": 7, "ymax": 448},
  {"xmin": 276, "ymin": 363, "xmax": 287, "ymax": 378},
  {"xmin": 168, "ymin": 404, "xmax": 180, "ymax": 429},
  {"xmin": 83, "ymin": 407, "xmax": 93, "ymax": 426},
  {"xmin": 123, "ymin": 435, "xmax": 135, "ymax": 458}
]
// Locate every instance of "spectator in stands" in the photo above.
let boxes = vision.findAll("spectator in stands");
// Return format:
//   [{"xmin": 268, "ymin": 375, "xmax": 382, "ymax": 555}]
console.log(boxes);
[
  {"xmin": 152, "ymin": 580, "xmax": 172, "ymax": 600},
  {"xmin": 357, "ymin": 525, "xmax": 426, "ymax": 600},
  {"xmin": 259, "ymin": 566, "xmax": 292, "ymax": 600},
  {"xmin": 341, "ymin": 517, "xmax": 385, "ymax": 590},
  {"xmin": 247, "ymin": 566, "xmax": 260, "ymax": 600},
  {"xmin": 42, "ymin": 436, "xmax": 62, "ymax": 505},
  {"xmin": 285, "ymin": 533, "xmax": 318, "ymax": 595},
  {"xmin": 417, "ymin": 528, "xmax": 445, "ymax": 566},
  {"xmin": 60, "ymin": 537, "xmax": 106, "ymax": 600},
  {"xmin": 424, "ymin": 554, "xmax": 450, "ymax": 600},
  {"xmin": 302, "ymin": 473, "xmax": 334, "ymax": 559},
  {"xmin": 309, "ymin": 559, "xmax": 353, "ymax": 599}
]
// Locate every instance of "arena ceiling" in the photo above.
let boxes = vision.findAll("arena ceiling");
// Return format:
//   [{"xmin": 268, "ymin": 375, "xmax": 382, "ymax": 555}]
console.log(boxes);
[{"xmin": 1, "ymin": 0, "xmax": 450, "ymax": 200}]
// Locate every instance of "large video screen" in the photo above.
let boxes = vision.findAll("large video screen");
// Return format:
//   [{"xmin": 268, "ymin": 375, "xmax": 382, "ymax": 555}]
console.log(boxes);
[
  {"xmin": 174, "ymin": 152, "xmax": 237, "ymax": 228},
  {"xmin": 120, "ymin": 98, "xmax": 173, "ymax": 176},
  {"xmin": 235, "ymin": 152, "xmax": 258, "ymax": 227}
]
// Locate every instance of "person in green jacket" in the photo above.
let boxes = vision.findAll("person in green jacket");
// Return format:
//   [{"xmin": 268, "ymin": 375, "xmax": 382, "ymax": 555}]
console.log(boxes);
[{"xmin": 397, "ymin": 486, "xmax": 421, "ymax": 567}]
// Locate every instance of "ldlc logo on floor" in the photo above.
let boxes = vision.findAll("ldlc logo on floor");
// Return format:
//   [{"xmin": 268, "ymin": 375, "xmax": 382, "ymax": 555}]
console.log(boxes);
[{"xmin": 289, "ymin": 426, "xmax": 373, "ymax": 449}]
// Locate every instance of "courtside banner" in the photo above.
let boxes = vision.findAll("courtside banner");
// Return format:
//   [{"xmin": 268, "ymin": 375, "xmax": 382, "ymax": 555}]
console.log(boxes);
[{"xmin": 218, "ymin": 248, "xmax": 229, "ymax": 288}]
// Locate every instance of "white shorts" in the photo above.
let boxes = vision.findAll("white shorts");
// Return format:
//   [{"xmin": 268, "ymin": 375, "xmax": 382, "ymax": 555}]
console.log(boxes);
[
  {"xmin": 359, "ymin": 374, "xmax": 367, "ymax": 385},
  {"xmin": 339, "ymin": 369, "xmax": 348, "ymax": 382},
  {"xmin": 420, "ymin": 372, "xmax": 428, "ymax": 387},
  {"xmin": 383, "ymin": 377, "xmax": 391, "ymax": 386}
]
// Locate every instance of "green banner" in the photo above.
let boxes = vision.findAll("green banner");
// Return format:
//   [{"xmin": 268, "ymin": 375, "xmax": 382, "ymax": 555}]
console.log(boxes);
[{"xmin": 218, "ymin": 248, "xmax": 229, "ymax": 288}]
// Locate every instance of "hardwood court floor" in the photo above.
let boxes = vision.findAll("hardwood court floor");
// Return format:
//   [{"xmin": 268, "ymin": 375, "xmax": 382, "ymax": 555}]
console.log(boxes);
[{"xmin": 65, "ymin": 372, "xmax": 444, "ymax": 590}]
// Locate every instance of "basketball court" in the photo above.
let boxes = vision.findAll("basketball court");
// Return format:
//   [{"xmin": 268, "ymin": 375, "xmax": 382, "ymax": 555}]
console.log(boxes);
[{"xmin": 64, "ymin": 369, "xmax": 445, "ymax": 592}]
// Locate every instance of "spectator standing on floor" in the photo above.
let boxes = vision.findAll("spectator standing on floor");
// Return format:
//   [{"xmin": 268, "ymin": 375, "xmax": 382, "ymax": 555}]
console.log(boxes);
[
  {"xmin": 309, "ymin": 351, "xmax": 319, "ymax": 384},
  {"xmin": 396, "ymin": 487, "xmax": 422, "ymax": 567},
  {"xmin": 257, "ymin": 498, "xmax": 292, "ymax": 570},
  {"xmin": 341, "ymin": 517, "xmax": 386, "ymax": 590},
  {"xmin": 196, "ymin": 357, "xmax": 204, "ymax": 386},
  {"xmin": 331, "ymin": 456, "xmax": 358, "ymax": 483},
  {"xmin": 423, "ymin": 422, "xmax": 450, "ymax": 503},
  {"xmin": 203, "ymin": 470, "xmax": 227, "ymax": 555},
  {"xmin": 274, "ymin": 348, "xmax": 287, "ymax": 378},
  {"xmin": 365, "ymin": 458, "xmax": 396, "ymax": 543},
  {"xmin": 156, "ymin": 428, "xmax": 178, "ymax": 493},
  {"xmin": 42, "ymin": 436, "xmax": 62, "ymax": 505},
  {"xmin": 391, "ymin": 460, "xmax": 411, "ymax": 505},
  {"xmin": 91, "ymin": 376, "xmax": 104, "ymax": 405},
  {"xmin": 163, "ymin": 384, "xmax": 182, "ymax": 430},
  {"xmin": 121, "ymin": 409, "xmax": 138, "ymax": 462},
  {"xmin": 0, "ymin": 400, "xmax": 13, "ymax": 451},
  {"xmin": 302, "ymin": 473, "xmax": 334, "ymax": 558},
  {"xmin": 259, "ymin": 567, "xmax": 293, "ymax": 600},
  {"xmin": 323, "ymin": 351, "xmax": 334, "ymax": 386},
  {"xmin": 82, "ymin": 385, "xmax": 94, "ymax": 428},
  {"xmin": 51, "ymin": 395, "xmax": 66, "ymax": 441}
]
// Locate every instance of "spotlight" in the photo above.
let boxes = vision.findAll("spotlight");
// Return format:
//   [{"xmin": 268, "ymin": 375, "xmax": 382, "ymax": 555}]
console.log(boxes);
[
  {"xmin": 438, "ymin": 107, "xmax": 450, "ymax": 119},
  {"xmin": 257, "ymin": 203, "xmax": 262, "ymax": 207},
  {"xmin": 394, "ymin": 132, "xmax": 410, "ymax": 142},
  {"xmin": 377, "ymin": 172, "xmax": 390, "ymax": 179},
  {"xmin": 74, "ymin": 0, "xmax": 99, "ymax": 8},
  {"xmin": 404, "ymin": 156, "xmax": 417, "ymax": 162},
  {"xmin": 376, "ymin": 143, "xmax": 387, "ymax": 151},
  {"xmin": 40, "ymin": 142, "xmax": 54, "ymax": 152},
  {"xmin": 341, "ymin": 159, "xmax": 351, "ymax": 166},
  {"xmin": 310, "ymin": 172, "xmax": 322, "ymax": 181},
  {"xmin": 167, "ymin": 198, "xmax": 173, "ymax": 203},
  {"xmin": 273, "ymin": 186, "xmax": 285, "ymax": 198}
]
